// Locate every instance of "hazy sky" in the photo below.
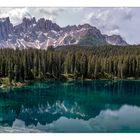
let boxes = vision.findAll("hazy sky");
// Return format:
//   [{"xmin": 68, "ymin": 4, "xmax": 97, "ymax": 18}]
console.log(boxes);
[{"xmin": 0, "ymin": 7, "xmax": 139, "ymax": 44}]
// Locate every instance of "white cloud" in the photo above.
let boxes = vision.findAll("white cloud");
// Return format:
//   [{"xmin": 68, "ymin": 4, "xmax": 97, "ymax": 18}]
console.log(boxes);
[
  {"xmin": 9, "ymin": 105, "xmax": 140, "ymax": 132},
  {"xmin": 0, "ymin": 7, "xmax": 139, "ymax": 44},
  {"xmin": 0, "ymin": 8, "xmax": 30, "ymax": 24},
  {"xmin": 37, "ymin": 105, "xmax": 140, "ymax": 132},
  {"xmin": 82, "ymin": 8, "xmax": 133, "ymax": 36},
  {"xmin": 0, "ymin": 8, "xmax": 65, "ymax": 25}
]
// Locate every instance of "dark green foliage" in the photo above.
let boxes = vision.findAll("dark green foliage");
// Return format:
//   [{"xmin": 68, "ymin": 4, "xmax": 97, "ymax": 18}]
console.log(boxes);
[
  {"xmin": 0, "ymin": 45, "xmax": 140, "ymax": 81},
  {"xmin": 78, "ymin": 35, "xmax": 107, "ymax": 46}
]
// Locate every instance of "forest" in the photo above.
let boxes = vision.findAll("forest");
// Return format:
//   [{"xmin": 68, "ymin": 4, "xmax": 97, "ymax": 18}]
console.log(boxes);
[{"xmin": 0, "ymin": 45, "xmax": 140, "ymax": 85}]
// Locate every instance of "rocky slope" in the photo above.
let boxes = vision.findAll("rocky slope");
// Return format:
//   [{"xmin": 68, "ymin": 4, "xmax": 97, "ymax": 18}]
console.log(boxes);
[
  {"xmin": 104, "ymin": 35, "xmax": 127, "ymax": 46},
  {"xmin": 0, "ymin": 17, "xmax": 128, "ymax": 49}
]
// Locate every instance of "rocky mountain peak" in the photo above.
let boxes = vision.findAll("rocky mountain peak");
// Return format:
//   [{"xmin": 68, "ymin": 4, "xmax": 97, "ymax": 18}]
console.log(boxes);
[
  {"xmin": 104, "ymin": 34, "xmax": 128, "ymax": 46},
  {"xmin": 22, "ymin": 17, "xmax": 36, "ymax": 25},
  {"xmin": 0, "ymin": 17, "xmax": 10, "ymax": 23},
  {"xmin": 63, "ymin": 25, "xmax": 77, "ymax": 32},
  {"xmin": 78, "ymin": 23, "xmax": 92, "ymax": 29},
  {"xmin": 0, "ymin": 17, "xmax": 128, "ymax": 49},
  {"xmin": 0, "ymin": 17, "xmax": 13, "ymax": 41}
]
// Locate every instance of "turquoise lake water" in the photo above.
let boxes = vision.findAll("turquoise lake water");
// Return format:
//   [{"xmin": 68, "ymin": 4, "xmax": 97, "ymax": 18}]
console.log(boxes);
[{"xmin": 0, "ymin": 80, "xmax": 140, "ymax": 133}]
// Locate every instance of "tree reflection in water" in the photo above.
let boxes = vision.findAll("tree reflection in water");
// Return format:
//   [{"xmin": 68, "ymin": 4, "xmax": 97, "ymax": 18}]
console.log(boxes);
[{"xmin": 0, "ymin": 80, "xmax": 140, "ymax": 132}]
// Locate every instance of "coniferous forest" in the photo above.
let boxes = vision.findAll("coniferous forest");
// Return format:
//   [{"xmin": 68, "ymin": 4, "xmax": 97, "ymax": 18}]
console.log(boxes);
[{"xmin": 0, "ymin": 45, "xmax": 140, "ymax": 84}]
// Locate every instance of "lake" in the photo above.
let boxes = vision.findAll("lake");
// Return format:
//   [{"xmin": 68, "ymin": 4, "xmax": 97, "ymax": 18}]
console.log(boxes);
[{"xmin": 0, "ymin": 80, "xmax": 140, "ymax": 133}]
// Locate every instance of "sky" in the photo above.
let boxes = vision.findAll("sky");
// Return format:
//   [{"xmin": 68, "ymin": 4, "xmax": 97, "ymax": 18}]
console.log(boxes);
[{"xmin": 0, "ymin": 7, "xmax": 139, "ymax": 44}]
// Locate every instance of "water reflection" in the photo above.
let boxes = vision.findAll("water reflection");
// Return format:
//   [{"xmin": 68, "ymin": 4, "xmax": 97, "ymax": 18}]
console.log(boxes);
[{"xmin": 0, "ymin": 80, "xmax": 140, "ymax": 132}]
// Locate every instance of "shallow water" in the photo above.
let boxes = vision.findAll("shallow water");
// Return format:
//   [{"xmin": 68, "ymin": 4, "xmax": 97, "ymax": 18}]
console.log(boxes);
[{"xmin": 0, "ymin": 80, "xmax": 140, "ymax": 133}]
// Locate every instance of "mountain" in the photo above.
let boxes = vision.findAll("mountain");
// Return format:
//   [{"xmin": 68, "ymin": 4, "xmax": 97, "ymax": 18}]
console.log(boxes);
[
  {"xmin": 0, "ymin": 17, "xmax": 128, "ymax": 49},
  {"xmin": 104, "ymin": 35, "xmax": 127, "ymax": 46}
]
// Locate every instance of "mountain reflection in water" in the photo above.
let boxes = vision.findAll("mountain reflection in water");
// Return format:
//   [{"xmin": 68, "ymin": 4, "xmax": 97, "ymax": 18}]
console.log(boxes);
[{"xmin": 0, "ymin": 80, "xmax": 140, "ymax": 132}]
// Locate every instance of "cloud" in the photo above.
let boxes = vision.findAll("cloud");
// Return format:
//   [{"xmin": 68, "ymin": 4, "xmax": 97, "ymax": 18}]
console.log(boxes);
[
  {"xmin": 0, "ymin": 8, "xmax": 65, "ymax": 25},
  {"xmin": 122, "ymin": 12, "xmax": 133, "ymax": 20},
  {"xmin": 82, "ymin": 8, "xmax": 133, "ymax": 36},
  {"xmin": 37, "ymin": 105, "xmax": 140, "ymax": 132},
  {"xmin": 0, "ymin": 8, "xmax": 31, "ymax": 24},
  {"xmin": 33, "ymin": 8, "xmax": 65, "ymax": 17},
  {"xmin": 9, "ymin": 105, "xmax": 140, "ymax": 132},
  {"xmin": 0, "ymin": 7, "xmax": 139, "ymax": 44}
]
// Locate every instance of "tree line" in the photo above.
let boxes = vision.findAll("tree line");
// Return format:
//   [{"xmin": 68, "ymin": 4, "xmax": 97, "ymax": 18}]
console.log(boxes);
[{"xmin": 0, "ymin": 45, "xmax": 140, "ymax": 83}]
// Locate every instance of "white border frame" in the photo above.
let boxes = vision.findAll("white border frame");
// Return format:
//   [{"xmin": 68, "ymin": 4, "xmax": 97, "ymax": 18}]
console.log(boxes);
[
  {"xmin": 0, "ymin": 0, "xmax": 140, "ymax": 7},
  {"xmin": 0, "ymin": 0, "xmax": 140, "ymax": 139}
]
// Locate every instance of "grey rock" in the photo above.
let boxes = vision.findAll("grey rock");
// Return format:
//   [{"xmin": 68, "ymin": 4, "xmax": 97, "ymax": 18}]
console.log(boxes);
[
  {"xmin": 104, "ymin": 35, "xmax": 128, "ymax": 46},
  {"xmin": 0, "ymin": 17, "xmax": 128, "ymax": 49}
]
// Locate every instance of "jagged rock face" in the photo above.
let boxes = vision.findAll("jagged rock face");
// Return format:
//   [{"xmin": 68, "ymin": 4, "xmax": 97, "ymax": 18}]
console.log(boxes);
[
  {"xmin": 105, "ymin": 35, "xmax": 128, "ymax": 46},
  {"xmin": 0, "ymin": 17, "xmax": 13, "ymax": 41},
  {"xmin": 0, "ymin": 17, "xmax": 128, "ymax": 49},
  {"xmin": 78, "ymin": 27, "xmax": 107, "ymax": 46}
]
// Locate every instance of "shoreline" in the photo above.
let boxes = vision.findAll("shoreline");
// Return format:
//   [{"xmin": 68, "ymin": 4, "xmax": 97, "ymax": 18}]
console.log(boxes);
[
  {"xmin": 0, "ymin": 77, "xmax": 140, "ymax": 89},
  {"xmin": 0, "ymin": 78, "xmax": 27, "ymax": 89},
  {"xmin": 0, "ymin": 82, "xmax": 26, "ymax": 88}
]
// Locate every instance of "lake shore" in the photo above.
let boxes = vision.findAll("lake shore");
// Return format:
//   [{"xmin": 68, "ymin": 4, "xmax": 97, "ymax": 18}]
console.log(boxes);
[
  {"xmin": 0, "ymin": 76, "xmax": 139, "ymax": 89},
  {"xmin": 0, "ymin": 78, "xmax": 26, "ymax": 88}
]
